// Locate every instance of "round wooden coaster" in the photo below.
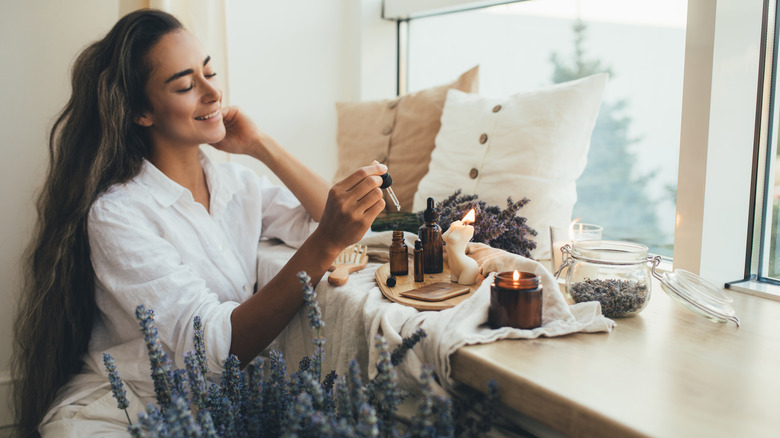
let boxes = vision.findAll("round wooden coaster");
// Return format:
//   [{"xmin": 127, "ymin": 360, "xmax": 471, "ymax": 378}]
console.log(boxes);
[{"xmin": 375, "ymin": 260, "xmax": 483, "ymax": 311}]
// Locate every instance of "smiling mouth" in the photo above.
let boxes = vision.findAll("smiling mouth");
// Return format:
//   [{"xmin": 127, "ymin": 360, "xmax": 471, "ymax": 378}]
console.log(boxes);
[{"xmin": 195, "ymin": 109, "xmax": 221, "ymax": 121}]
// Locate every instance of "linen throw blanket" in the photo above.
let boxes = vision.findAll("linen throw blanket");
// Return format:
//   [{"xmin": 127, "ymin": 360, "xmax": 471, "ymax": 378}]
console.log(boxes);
[{"xmin": 259, "ymin": 231, "xmax": 615, "ymax": 397}]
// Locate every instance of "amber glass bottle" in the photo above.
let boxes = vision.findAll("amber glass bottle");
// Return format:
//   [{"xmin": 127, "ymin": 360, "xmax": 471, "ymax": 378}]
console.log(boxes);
[
  {"xmin": 413, "ymin": 239, "xmax": 425, "ymax": 282},
  {"xmin": 389, "ymin": 230, "xmax": 408, "ymax": 276},
  {"xmin": 417, "ymin": 197, "xmax": 443, "ymax": 273}
]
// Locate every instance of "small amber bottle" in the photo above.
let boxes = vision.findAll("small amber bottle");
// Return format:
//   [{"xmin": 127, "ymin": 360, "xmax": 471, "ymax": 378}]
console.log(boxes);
[
  {"xmin": 389, "ymin": 230, "xmax": 408, "ymax": 276},
  {"xmin": 413, "ymin": 240, "xmax": 425, "ymax": 282},
  {"xmin": 418, "ymin": 197, "xmax": 443, "ymax": 273}
]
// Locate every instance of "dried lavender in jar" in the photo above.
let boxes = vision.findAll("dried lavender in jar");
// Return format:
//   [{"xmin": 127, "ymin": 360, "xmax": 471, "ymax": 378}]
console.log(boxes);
[{"xmin": 569, "ymin": 278, "xmax": 648, "ymax": 317}]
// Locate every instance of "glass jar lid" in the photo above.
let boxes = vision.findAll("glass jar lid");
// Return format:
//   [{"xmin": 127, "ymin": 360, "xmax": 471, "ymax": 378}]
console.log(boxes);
[
  {"xmin": 570, "ymin": 240, "xmax": 649, "ymax": 265},
  {"xmin": 654, "ymin": 266, "xmax": 740, "ymax": 326}
]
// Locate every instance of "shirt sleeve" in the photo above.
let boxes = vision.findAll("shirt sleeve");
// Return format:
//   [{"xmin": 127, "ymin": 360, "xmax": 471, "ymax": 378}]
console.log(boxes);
[
  {"xmin": 256, "ymin": 174, "xmax": 318, "ymax": 248},
  {"xmin": 88, "ymin": 198, "xmax": 237, "ymax": 373}
]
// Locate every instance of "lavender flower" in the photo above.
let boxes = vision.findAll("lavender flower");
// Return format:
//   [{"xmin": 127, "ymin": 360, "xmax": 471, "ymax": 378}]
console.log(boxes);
[
  {"xmin": 355, "ymin": 402, "xmax": 379, "ymax": 437},
  {"xmin": 298, "ymin": 270, "xmax": 326, "ymax": 380},
  {"xmin": 298, "ymin": 271, "xmax": 324, "ymax": 330},
  {"xmin": 246, "ymin": 358, "xmax": 264, "ymax": 437},
  {"xmin": 367, "ymin": 334, "xmax": 402, "ymax": 437},
  {"xmin": 220, "ymin": 354, "xmax": 244, "ymax": 409},
  {"xmin": 390, "ymin": 328, "xmax": 427, "ymax": 366},
  {"xmin": 102, "ymin": 353, "xmax": 130, "ymax": 417},
  {"xmin": 135, "ymin": 305, "xmax": 174, "ymax": 412},
  {"xmin": 420, "ymin": 189, "xmax": 537, "ymax": 258},
  {"xmin": 409, "ymin": 365, "xmax": 437, "ymax": 437},
  {"xmin": 164, "ymin": 395, "xmax": 199, "ymax": 438},
  {"xmin": 183, "ymin": 352, "xmax": 208, "ymax": 410},
  {"xmin": 192, "ymin": 315, "xmax": 209, "ymax": 375}
]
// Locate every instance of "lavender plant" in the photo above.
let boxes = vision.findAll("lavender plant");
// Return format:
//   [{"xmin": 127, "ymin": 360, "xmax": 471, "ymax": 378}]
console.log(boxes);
[
  {"xmin": 425, "ymin": 189, "xmax": 538, "ymax": 258},
  {"xmin": 105, "ymin": 272, "xmax": 498, "ymax": 437}
]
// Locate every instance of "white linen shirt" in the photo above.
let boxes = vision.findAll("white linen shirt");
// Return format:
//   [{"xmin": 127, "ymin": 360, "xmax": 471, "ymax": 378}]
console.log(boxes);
[{"xmin": 45, "ymin": 150, "xmax": 317, "ymax": 418}]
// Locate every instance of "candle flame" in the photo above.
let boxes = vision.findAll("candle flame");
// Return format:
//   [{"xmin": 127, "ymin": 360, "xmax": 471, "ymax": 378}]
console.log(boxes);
[
  {"xmin": 462, "ymin": 209, "xmax": 476, "ymax": 224},
  {"xmin": 512, "ymin": 270, "xmax": 520, "ymax": 281}
]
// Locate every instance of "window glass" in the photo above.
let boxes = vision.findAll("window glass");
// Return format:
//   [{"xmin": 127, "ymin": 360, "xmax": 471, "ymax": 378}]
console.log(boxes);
[
  {"xmin": 765, "ymin": 0, "xmax": 780, "ymax": 279},
  {"xmin": 407, "ymin": 0, "xmax": 687, "ymax": 257}
]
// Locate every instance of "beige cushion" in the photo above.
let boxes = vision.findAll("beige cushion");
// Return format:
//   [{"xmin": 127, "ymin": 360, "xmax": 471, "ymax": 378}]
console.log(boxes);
[
  {"xmin": 413, "ymin": 73, "xmax": 609, "ymax": 260},
  {"xmin": 334, "ymin": 66, "xmax": 479, "ymax": 212}
]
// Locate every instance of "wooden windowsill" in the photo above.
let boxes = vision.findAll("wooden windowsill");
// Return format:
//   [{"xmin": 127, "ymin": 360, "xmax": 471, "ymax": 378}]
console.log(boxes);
[{"xmin": 450, "ymin": 277, "xmax": 780, "ymax": 437}]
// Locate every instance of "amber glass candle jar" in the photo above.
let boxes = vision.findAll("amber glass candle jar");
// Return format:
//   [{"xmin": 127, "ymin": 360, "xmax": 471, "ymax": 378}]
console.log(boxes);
[{"xmin": 489, "ymin": 271, "xmax": 543, "ymax": 329}]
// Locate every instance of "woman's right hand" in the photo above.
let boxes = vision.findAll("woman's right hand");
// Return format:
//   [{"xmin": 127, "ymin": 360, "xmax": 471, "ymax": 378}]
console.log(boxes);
[{"xmin": 314, "ymin": 162, "xmax": 387, "ymax": 252}]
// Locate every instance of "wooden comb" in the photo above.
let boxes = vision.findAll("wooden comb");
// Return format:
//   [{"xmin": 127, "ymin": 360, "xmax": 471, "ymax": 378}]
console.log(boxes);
[{"xmin": 327, "ymin": 244, "xmax": 369, "ymax": 286}]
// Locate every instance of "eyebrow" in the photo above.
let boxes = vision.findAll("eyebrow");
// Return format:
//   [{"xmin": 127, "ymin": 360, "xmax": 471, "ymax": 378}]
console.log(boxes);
[{"xmin": 165, "ymin": 56, "xmax": 211, "ymax": 83}]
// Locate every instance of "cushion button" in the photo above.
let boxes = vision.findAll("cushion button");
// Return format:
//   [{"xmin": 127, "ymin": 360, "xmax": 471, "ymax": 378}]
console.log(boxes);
[
  {"xmin": 469, "ymin": 168, "xmax": 479, "ymax": 179},
  {"xmin": 492, "ymin": 104, "xmax": 502, "ymax": 113},
  {"xmin": 382, "ymin": 126, "xmax": 393, "ymax": 135},
  {"xmin": 479, "ymin": 133, "xmax": 488, "ymax": 144}
]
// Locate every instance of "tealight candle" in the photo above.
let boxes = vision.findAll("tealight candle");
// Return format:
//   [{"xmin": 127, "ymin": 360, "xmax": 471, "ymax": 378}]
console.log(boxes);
[
  {"xmin": 488, "ymin": 270, "xmax": 543, "ymax": 329},
  {"xmin": 550, "ymin": 221, "xmax": 603, "ymax": 274},
  {"xmin": 442, "ymin": 209, "xmax": 479, "ymax": 286}
]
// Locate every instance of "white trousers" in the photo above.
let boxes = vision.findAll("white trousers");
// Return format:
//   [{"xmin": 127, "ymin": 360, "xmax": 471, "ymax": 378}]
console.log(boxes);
[{"xmin": 40, "ymin": 387, "xmax": 153, "ymax": 437}]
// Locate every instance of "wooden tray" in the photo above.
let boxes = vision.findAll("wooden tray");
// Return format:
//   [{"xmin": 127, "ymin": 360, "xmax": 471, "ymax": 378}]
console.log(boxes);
[{"xmin": 375, "ymin": 259, "xmax": 483, "ymax": 311}]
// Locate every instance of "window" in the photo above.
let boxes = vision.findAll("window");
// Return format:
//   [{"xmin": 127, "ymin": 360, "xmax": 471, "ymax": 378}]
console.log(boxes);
[
  {"xmin": 728, "ymin": 0, "xmax": 780, "ymax": 299},
  {"xmin": 386, "ymin": 0, "xmax": 765, "ymax": 292},
  {"xmin": 397, "ymin": 0, "xmax": 687, "ymax": 257}
]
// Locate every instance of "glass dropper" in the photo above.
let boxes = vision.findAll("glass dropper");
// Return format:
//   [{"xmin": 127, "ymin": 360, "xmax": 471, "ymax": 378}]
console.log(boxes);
[{"xmin": 380, "ymin": 172, "xmax": 401, "ymax": 211}]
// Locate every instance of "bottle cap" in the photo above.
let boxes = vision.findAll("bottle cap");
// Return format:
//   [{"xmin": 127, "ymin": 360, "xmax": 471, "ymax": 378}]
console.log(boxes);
[
  {"xmin": 415, "ymin": 240, "xmax": 423, "ymax": 250},
  {"xmin": 380, "ymin": 173, "xmax": 393, "ymax": 189},
  {"xmin": 423, "ymin": 197, "xmax": 438, "ymax": 222},
  {"xmin": 386, "ymin": 276, "xmax": 396, "ymax": 287}
]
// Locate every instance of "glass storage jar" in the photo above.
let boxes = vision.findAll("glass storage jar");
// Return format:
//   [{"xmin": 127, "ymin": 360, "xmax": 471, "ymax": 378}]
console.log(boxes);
[
  {"xmin": 557, "ymin": 240, "xmax": 653, "ymax": 318},
  {"xmin": 554, "ymin": 240, "xmax": 741, "ymax": 324}
]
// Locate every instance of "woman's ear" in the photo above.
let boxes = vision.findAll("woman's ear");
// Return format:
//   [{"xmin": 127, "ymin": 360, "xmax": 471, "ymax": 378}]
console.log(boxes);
[{"xmin": 134, "ymin": 114, "xmax": 153, "ymax": 127}]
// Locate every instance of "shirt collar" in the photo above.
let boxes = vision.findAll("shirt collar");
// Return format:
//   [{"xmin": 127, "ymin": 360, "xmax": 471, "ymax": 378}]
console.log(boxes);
[{"xmin": 136, "ymin": 148, "xmax": 232, "ymax": 210}]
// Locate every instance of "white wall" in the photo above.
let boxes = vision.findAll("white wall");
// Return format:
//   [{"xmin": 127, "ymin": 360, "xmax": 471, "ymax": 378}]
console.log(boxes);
[
  {"xmin": 0, "ymin": 1, "xmax": 121, "ymax": 429},
  {"xmin": 0, "ymin": 0, "xmax": 395, "ymax": 429},
  {"xmin": 225, "ymin": 0, "xmax": 395, "ymax": 183}
]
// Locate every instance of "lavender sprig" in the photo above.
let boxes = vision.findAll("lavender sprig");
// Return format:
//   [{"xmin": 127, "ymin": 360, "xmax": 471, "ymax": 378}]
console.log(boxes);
[
  {"xmin": 420, "ymin": 189, "xmax": 537, "ymax": 258},
  {"xmin": 390, "ymin": 328, "xmax": 427, "ymax": 366},
  {"xmin": 103, "ymin": 352, "xmax": 132, "ymax": 425},
  {"xmin": 135, "ymin": 305, "xmax": 174, "ymax": 413},
  {"xmin": 368, "ymin": 334, "xmax": 402, "ymax": 437},
  {"xmin": 192, "ymin": 315, "xmax": 209, "ymax": 375},
  {"xmin": 298, "ymin": 271, "xmax": 326, "ymax": 380}
]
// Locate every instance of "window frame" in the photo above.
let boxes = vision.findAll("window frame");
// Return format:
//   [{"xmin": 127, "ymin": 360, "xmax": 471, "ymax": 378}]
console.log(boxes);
[{"xmin": 383, "ymin": 0, "xmax": 769, "ymax": 294}]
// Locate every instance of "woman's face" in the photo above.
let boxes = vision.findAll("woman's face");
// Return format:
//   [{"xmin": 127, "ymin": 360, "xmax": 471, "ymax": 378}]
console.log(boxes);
[{"xmin": 136, "ymin": 30, "xmax": 225, "ymax": 151}]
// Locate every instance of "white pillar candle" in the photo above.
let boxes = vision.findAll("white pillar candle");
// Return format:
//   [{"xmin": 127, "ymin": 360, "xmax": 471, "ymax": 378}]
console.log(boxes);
[{"xmin": 443, "ymin": 209, "xmax": 479, "ymax": 286}]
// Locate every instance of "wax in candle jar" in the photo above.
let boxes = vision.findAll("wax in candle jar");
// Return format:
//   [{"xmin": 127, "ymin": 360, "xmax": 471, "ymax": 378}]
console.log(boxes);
[{"xmin": 488, "ymin": 271, "xmax": 542, "ymax": 329}]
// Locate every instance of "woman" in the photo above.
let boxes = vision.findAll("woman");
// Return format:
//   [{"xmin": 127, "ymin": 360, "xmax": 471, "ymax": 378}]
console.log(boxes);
[{"xmin": 12, "ymin": 9, "xmax": 386, "ymax": 437}]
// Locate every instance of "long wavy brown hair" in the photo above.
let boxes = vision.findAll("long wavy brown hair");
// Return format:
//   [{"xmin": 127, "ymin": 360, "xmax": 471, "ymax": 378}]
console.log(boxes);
[{"xmin": 12, "ymin": 9, "xmax": 183, "ymax": 437}]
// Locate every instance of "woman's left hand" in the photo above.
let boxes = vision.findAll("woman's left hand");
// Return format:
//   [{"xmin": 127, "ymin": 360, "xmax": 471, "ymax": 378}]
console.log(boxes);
[{"xmin": 210, "ymin": 106, "xmax": 275, "ymax": 160}]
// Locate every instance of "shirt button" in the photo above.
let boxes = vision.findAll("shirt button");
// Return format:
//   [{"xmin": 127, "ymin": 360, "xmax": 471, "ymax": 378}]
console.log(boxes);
[
  {"xmin": 242, "ymin": 284, "xmax": 248, "ymax": 292},
  {"xmin": 382, "ymin": 126, "xmax": 393, "ymax": 135},
  {"xmin": 469, "ymin": 168, "xmax": 479, "ymax": 179},
  {"xmin": 218, "ymin": 243, "xmax": 224, "ymax": 252},
  {"xmin": 479, "ymin": 133, "xmax": 488, "ymax": 144},
  {"xmin": 492, "ymin": 104, "xmax": 502, "ymax": 113}
]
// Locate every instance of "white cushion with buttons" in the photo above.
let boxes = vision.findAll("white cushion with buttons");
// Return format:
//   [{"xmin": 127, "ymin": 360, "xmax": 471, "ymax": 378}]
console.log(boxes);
[{"xmin": 412, "ymin": 73, "xmax": 608, "ymax": 260}]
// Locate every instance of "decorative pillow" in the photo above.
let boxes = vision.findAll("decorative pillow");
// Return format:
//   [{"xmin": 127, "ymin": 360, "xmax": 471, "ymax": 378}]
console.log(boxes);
[
  {"xmin": 334, "ymin": 66, "xmax": 479, "ymax": 212},
  {"xmin": 412, "ymin": 73, "xmax": 609, "ymax": 260}
]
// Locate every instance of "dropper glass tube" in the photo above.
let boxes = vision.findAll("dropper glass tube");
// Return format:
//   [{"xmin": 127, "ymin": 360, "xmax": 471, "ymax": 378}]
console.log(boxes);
[{"xmin": 380, "ymin": 173, "xmax": 401, "ymax": 211}]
